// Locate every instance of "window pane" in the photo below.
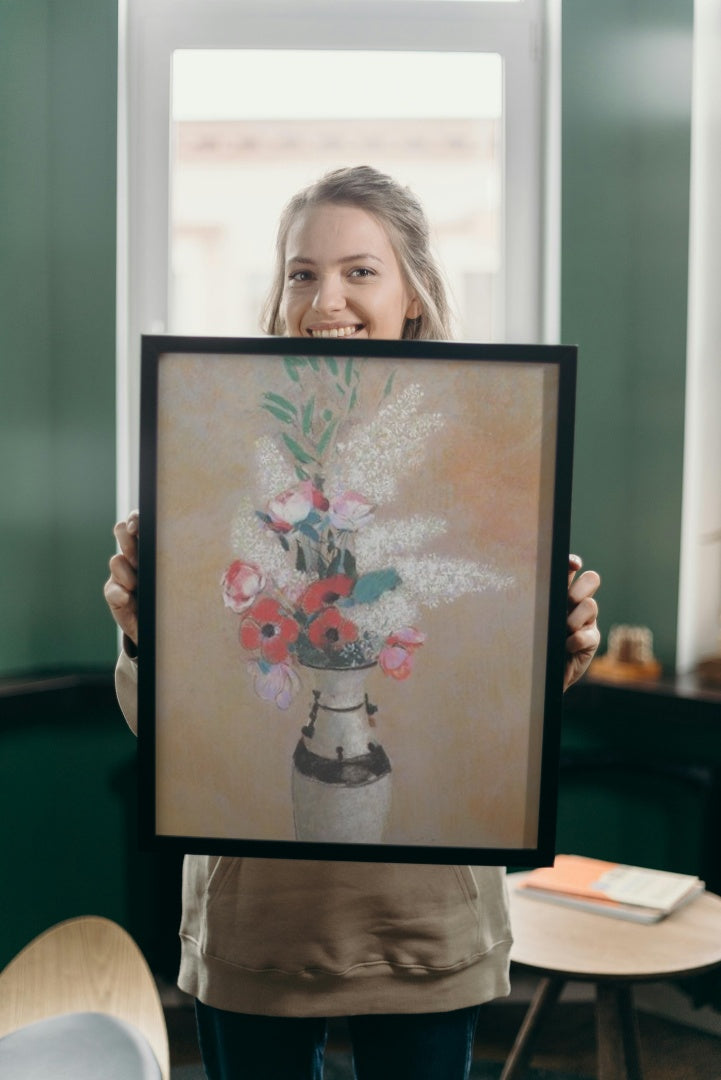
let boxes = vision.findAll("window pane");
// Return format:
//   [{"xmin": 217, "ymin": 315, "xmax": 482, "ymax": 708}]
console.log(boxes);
[{"xmin": 170, "ymin": 50, "xmax": 503, "ymax": 340}]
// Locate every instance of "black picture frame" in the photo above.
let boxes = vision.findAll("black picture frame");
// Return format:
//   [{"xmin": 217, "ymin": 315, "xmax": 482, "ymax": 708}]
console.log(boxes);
[{"xmin": 138, "ymin": 335, "xmax": 576, "ymax": 866}]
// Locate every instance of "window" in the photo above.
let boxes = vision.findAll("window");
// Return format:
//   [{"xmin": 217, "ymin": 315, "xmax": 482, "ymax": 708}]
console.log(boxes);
[
  {"xmin": 118, "ymin": 0, "xmax": 557, "ymax": 509},
  {"xmin": 170, "ymin": 49, "xmax": 503, "ymax": 340}
]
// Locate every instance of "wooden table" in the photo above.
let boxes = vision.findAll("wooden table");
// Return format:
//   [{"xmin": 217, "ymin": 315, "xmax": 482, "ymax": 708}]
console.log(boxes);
[{"xmin": 503, "ymin": 873, "xmax": 721, "ymax": 1080}]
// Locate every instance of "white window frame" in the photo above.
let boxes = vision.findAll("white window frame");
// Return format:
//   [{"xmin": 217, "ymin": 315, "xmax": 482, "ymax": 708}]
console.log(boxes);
[
  {"xmin": 117, "ymin": 0, "xmax": 559, "ymax": 511},
  {"xmin": 676, "ymin": 0, "xmax": 721, "ymax": 674}
]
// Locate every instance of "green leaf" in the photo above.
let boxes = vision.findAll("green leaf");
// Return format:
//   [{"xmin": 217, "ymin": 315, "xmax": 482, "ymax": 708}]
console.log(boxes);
[
  {"xmin": 262, "ymin": 403, "xmax": 295, "ymax": 424},
  {"xmin": 335, "ymin": 382, "xmax": 346, "ymax": 396},
  {"xmin": 295, "ymin": 543, "xmax": 307, "ymax": 573},
  {"xmin": 342, "ymin": 549, "xmax": 357, "ymax": 577},
  {"xmin": 349, "ymin": 387, "xmax": 358, "ymax": 411},
  {"xmin": 264, "ymin": 392, "xmax": 298, "ymax": 415},
  {"xmin": 352, "ymin": 569, "xmax": 401, "ymax": 605},
  {"xmin": 298, "ymin": 522, "xmax": 320, "ymax": 542},
  {"xmin": 344, "ymin": 358, "xmax": 354, "ymax": 386},
  {"xmin": 322, "ymin": 409, "xmax": 333, "ymax": 422},
  {"xmin": 326, "ymin": 550, "xmax": 342, "ymax": 576},
  {"xmin": 324, "ymin": 356, "xmax": 338, "ymax": 376},
  {"xmin": 295, "ymin": 464, "xmax": 310, "ymax": 481},
  {"xmin": 302, "ymin": 396, "xmax": 315, "ymax": 436},
  {"xmin": 282, "ymin": 433, "xmax": 316, "ymax": 465},
  {"xmin": 383, "ymin": 370, "xmax": 397, "ymax": 398},
  {"xmin": 316, "ymin": 419, "xmax": 337, "ymax": 457},
  {"xmin": 284, "ymin": 357, "xmax": 307, "ymax": 382},
  {"xmin": 307, "ymin": 356, "xmax": 320, "ymax": 371}
]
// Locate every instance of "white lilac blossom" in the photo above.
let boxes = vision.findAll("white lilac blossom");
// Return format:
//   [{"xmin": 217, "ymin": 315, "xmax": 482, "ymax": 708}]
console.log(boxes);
[
  {"xmin": 393, "ymin": 555, "xmax": 513, "ymax": 609},
  {"xmin": 350, "ymin": 589, "xmax": 421, "ymax": 642},
  {"xmin": 332, "ymin": 384, "xmax": 445, "ymax": 505},
  {"xmin": 354, "ymin": 516, "xmax": 448, "ymax": 571},
  {"xmin": 255, "ymin": 435, "xmax": 297, "ymax": 503}
]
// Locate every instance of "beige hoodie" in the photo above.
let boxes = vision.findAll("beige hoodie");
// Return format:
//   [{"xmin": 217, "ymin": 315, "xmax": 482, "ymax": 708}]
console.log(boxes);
[{"xmin": 116, "ymin": 650, "xmax": 512, "ymax": 1016}]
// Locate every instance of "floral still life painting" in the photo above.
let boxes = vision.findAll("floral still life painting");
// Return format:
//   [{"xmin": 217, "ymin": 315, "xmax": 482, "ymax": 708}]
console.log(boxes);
[
  {"xmin": 139, "ymin": 337, "xmax": 576, "ymax": 864},
  {"xmin": 219, "ymin": 355, "xmax": 513, "ymax": 844}
]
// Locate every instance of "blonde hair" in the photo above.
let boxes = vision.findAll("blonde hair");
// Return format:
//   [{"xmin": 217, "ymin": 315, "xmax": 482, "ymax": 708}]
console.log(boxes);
[{"xmin": 262, "ymin": 165, "xmax": 453, "ymax": 341}]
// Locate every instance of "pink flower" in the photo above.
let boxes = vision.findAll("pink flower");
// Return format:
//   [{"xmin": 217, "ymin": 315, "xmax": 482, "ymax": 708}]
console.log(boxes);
[
  {"xmin": 248, "ymin": 660, "xmax": 301, "ymax": 710},
  {"xmin": 221, "ymin": 560, "xmax": 266, "ymax": 613},
  {"xmin": 300, "ymin": 574, "xmax": 355, "ymax": 615},
  {"xmin": 240, "ymin": 597, "xmax": 300, "ymax": 664},
  {"xmin": 308, "ymin": 607, "xmax": 358, "ymax": 650},
  {"xmin": 267, "ymin": 480, "xmax": 328, "ymax": 533},
  {"xmin": 388, "ymin": 627, "xmax": 426, "ymax": 650},
  {"xmin": 378, "ymin": 627, "xmax": 426, "ymax": 681},
  {"xmin": 328, "ymin": 490, "xmax": 374, "ymax": 531}
]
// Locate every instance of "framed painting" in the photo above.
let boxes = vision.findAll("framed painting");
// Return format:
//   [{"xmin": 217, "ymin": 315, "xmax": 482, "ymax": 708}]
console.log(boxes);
[{"xmin": 137, "ymin": 336, "xmax": 576, "ymax": 865}]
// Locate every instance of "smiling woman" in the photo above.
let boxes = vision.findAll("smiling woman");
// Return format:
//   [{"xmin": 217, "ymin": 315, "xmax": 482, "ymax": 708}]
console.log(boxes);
[
  {"xmin": 263, "ymin": 167, "xmax": 451, "ymax": 341},
  {"xmin": 282, "ymin": 205, "xmax": 420, "ymax": 340},
  {"xmin": 105, "ymin": 157, "xmax": 599, "ymax": 1077}
]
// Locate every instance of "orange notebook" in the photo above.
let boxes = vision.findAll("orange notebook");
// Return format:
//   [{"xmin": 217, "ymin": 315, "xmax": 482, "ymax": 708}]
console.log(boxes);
[{"xmin": 516, "ymin": 855, "xmax": 704, "ymax": 923}]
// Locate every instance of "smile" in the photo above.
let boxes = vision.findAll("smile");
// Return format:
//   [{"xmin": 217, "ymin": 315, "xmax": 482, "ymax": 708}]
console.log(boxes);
[{"xmin": 307, "ymin": 325, "xmax": 363, "ymax": 339}]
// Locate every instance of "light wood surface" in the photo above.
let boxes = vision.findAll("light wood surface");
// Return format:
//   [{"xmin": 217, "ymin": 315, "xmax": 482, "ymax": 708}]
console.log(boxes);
[
  {"xmin": 0, "ymin": 916, "xmax": 169, "ymax": 1079},
  {"xmin": 508, "ymin": 872, "xmax": 721, "ymax": 981}
]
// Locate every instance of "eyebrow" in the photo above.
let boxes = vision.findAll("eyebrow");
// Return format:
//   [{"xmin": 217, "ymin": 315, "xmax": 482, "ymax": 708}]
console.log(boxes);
[{"xmin": 286, "ymin": 253, "xmax": 385, "ymax": 266}]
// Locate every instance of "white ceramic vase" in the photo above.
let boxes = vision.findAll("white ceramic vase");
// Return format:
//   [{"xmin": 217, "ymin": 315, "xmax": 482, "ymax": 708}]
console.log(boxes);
[{"xmin": 291, "ymin": 664, "xmax": 392, "ymax": 844}]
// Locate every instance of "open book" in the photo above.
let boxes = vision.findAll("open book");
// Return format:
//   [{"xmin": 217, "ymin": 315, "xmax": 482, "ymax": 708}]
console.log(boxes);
[{"xmin": 515, "ymin": 854, "xmax": 705, "ymax": 923}]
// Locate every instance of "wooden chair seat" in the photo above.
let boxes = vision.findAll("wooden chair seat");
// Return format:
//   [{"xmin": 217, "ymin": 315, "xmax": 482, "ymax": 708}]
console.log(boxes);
[{"xmin": 0, "ymin": 916, "xmax": 169, "ymax": 1080}]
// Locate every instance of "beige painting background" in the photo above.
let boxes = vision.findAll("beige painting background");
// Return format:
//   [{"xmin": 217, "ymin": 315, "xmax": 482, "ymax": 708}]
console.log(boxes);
[{"xmin": 152, "ymin": 351, "xmax": 559, "ymax": 851}]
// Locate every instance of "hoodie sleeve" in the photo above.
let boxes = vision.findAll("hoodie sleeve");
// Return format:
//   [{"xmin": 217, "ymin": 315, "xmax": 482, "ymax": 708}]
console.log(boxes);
[{"xmin": 115, "ymin": 642, "xmax": 138, "ymax": 736}]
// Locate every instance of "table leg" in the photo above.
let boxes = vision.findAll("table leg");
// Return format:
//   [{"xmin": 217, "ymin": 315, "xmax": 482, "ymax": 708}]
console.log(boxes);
[
  {"xmin": 499, "ymin": 976, "xmax": 565, "ymax": 1080},
  {"xmin": 596, "ymin": 982, "xmax": 643, "ymax": 1080}
]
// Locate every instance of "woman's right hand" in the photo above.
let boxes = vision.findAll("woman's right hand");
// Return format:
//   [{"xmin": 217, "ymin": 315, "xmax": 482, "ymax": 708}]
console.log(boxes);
[{"xmin": 104, "ymin": 509, "xmax": 139, "ymax": 646}]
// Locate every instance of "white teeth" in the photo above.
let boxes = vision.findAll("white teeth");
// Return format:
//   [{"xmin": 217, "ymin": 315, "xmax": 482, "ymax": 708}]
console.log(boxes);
[{"xmin": 310, "ymin": 326, "xmax": 359, "ymax": 338}]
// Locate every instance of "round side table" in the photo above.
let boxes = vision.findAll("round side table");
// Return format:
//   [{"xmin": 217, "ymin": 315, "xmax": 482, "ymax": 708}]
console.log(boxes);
[{"xmin": 503, "ymin": 872, "xmax": 721, "ymax": 1080}]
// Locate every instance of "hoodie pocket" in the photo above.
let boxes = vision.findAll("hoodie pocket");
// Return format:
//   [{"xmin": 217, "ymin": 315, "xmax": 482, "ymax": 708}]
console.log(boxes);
[
  {"xmin": 180, "ymin": 854, "xmax": 240, "ymax": 950},
  {"xmin": 454, "ymin": 864, "xmax": 480, "ymax": 906}
]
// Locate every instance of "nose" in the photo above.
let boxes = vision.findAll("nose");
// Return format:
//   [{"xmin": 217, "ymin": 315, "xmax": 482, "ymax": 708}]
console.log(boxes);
[{"xmin": 312, "ymin": 273, "xmax": 345, "ymax": 315}]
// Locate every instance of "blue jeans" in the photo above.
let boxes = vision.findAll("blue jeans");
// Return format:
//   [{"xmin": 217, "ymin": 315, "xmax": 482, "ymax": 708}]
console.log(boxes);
[{"xmin": 195, "ymin": 1000, "xmax": 481, "ymax": 1080}]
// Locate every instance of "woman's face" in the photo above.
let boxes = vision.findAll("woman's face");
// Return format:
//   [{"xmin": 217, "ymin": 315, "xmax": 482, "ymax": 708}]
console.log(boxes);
[{"xmin": 280, "ymin": 203, "xmax": 421, "ymax": 340}]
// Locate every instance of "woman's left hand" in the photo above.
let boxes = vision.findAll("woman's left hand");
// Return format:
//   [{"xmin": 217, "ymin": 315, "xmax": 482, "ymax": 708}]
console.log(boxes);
[{"xmin": 564, "ymin": 555, "xmax": 601, "ymax": 691}]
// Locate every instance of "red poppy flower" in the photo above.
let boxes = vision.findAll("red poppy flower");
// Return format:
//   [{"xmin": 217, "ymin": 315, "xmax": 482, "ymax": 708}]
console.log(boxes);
[
  {"xmin": 307, "ymin": 607, "xmax": 358, "ymax": 650},
  {"xmin": 240, "ymin": 597, "xmax": 299, "ymax": 664},
  {"xmin": 300, "ymin": 574, "xmax": 354, "ymax": 615}
]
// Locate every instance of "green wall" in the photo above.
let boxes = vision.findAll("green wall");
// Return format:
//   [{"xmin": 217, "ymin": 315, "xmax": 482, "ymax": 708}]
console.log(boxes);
[
  {"xmin": 0, "ymin": 0, "xmax": 118, "ymax": 675},
  {"xmin": 562, "ymin": 0, "xmax": 693, "ymax": 669},
  {"xmin": 0, "ymin": 0, "xmax": 135, "ymax": 970}
]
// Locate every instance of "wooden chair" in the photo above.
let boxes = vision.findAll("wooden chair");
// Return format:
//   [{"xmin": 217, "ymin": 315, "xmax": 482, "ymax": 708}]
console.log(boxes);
[{"xmin": 0, "ymin": 915, "xmax": 169, "ymax": 1079}]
